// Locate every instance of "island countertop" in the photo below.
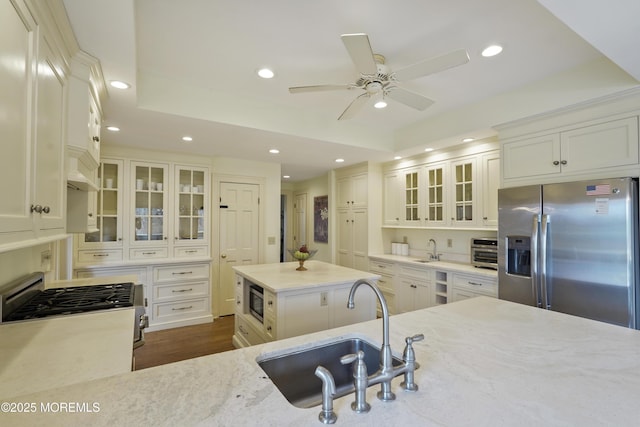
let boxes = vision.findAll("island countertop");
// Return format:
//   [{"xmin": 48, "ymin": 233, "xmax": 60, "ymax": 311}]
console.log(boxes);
[
  {"xmin": 233, "ymin": 260, "xmax": 380, "ymax": 292},
  {"xmin": 4, "ymin": 297, "xmax": 640, "ymax": 426}
]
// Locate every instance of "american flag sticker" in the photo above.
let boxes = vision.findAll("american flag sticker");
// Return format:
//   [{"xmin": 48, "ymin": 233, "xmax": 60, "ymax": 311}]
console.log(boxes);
[{"xmin": 586, "ymin": 184, "xmax": 610, "ymax": 196}]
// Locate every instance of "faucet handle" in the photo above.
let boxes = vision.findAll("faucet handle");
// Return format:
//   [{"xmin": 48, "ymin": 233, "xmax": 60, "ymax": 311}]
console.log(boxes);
[
  {"xmin": 406, "ymin": 334, "xmax": 424, "ymax": 345},
  {"xmin": 340, "ymin": 350, "xmax": 371, "ymax": 413}
]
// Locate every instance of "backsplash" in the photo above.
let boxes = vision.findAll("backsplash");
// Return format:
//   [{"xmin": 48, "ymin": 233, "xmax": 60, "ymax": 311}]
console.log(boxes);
[{"xmin": 381, "ymin": 228, "xmax": 497, "ymax": 264}]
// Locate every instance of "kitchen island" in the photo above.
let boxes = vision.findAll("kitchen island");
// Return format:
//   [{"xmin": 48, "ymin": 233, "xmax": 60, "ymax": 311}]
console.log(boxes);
[
  {"xmin": 4, "ymin": 297, "xmax": 640, "ymax": 426},
  {"xmin": 232, "ymin": 260, "xmax": 379, "ymax": 346}
]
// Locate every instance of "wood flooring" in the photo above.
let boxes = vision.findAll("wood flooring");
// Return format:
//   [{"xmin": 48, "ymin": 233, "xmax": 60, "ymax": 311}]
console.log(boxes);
[{"xmin": 134, "ymin": 315, "xmax": 236, "ymax": 370}]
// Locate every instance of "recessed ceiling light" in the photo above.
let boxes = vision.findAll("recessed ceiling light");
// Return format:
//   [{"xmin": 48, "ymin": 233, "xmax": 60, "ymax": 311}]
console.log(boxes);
[
  {"xmin": 424, "ymin": 148, "xmax": 434, "ymax": 152},
  {"xmin": 182, "ymin": 136, "xmax": 193, "ymax": 142},
  {"xmin": 374, "ymin": 100, "xmax": 387, "ymax": 109},
  {"xmin": 463, "ymin": 137, "xmax": 474, "ymax": 142},
  {"xmin": 335, "ymin": 158, "xmax": 345, "ymax": 163},
  {"xmin": 106, "ymin": 126, "xmax": 120, "ymax": 132},
  {"xmin": 109, "ymin": 80, "xmax": 130, "ymax": 89},
  {"xmin": 283, "ymin": 175, "xmax": 291, "ymax": 179},
  {"xmin": 394, "ymin": 156, "xmax": 402, "ymax": 160},
  {"xmin": 269, "ymin": 149, "xmax": 280, "ymax": 154},
  {"xmin": 482, "ymin": 45, "xmax": 503, "ymax": 57},
  {"xmin": 257, "ymin": 68, "xmax": 275, "ymax": 79}
]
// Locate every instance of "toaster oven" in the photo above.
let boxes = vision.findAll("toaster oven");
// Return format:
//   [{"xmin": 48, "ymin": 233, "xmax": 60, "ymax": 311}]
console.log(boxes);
[{"xmin": 470, "ymin": 238, "xmax": 498, "ymax": 269}]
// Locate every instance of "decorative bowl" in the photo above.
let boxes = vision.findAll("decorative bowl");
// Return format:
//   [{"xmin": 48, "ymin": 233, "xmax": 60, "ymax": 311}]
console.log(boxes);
[{"xmin": 287, "ymin": 248, "xmax": 318, "ymax": 271}]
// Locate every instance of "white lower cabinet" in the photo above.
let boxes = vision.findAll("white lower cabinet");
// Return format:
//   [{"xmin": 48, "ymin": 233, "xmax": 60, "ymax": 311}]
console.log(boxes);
[
  {"xmin": 233, "ymin": 275, "xmax": 376, "ymax": 348},
  {"xmin": 76, "ymin": 261, "xmax": 212, "ymax": 331},
  {"xmin": 369, "ymin": 256, "xmax": 497, "ymax": 310},
  {"xmin": 369, "ymin": 260, "xmax": 396, "ymax": 315},
  {"xmin": 396, "ymin": 265, "xmax": 432, "ymax": 313},
  {"xmin": 451, "ymin": 272, "xmax": 498, "ymax": 302}
]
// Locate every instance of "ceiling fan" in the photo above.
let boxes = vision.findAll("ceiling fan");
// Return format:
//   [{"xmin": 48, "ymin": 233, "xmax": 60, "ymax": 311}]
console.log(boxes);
[{"xmin": 289, "ymin": 33, "xmax": 470, "ymax": 120}]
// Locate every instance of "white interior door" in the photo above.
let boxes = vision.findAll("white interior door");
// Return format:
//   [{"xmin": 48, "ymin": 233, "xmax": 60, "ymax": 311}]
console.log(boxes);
[
  {"xmin": 293, "ymin": 193, "xmax": 307, "ymax": 252},
  {"xmin": 219, "ymin": 182, "xmax": 260, "ymax": 316}
]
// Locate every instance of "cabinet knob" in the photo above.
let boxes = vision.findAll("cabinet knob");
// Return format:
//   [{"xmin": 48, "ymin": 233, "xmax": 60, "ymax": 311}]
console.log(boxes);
[
  {"xmin": 42, "ymin": 206, "xmax": 50, "ymax": 214},
  {"xmin": 553, "ymin": 160, "xmax": 560, "ymax": 166},
  {"xmin": 30, "ymin": 204, "xmax": 42, "ymax": 213},
  {"xmin": 88, "ymin": 213, "xmax": 93, "ymax": 217},
  {"xmin": 560, "ymin": 160, "xmax": 567, "ymax": 165},
  {"xmin": 92, "ymin": 136, "xmax": 100, "ymax": 142},
  {"xmin": 221, "ymin": 254, "xmax": 227, "ymax": 258}
]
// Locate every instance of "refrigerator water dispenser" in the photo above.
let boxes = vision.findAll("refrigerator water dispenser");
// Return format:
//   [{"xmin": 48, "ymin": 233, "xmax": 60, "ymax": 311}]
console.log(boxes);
[{"xmin": 506, "ymin": 236, "xmax": 531, "ymax": 277}]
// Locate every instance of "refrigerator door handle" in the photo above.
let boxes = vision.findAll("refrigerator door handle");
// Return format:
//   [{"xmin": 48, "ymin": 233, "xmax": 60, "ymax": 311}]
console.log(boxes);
[
  {"xmin": 540, "ymin": 214, "xmax": 550, "ymax": 310},
  {"xmin": 531, "ymin": 214, "xmax": 541, "ymax": 308}
]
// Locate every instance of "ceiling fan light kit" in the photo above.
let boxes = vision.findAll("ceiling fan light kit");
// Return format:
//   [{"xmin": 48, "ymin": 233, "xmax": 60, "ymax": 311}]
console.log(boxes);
[{"xmin": 289, "ymin": 33, "xmax": 470, "ymax": 120}]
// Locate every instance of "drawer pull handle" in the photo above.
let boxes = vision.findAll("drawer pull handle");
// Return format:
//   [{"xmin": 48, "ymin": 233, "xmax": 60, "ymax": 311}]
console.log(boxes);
[
  {"xmin": 410, "ymin": 284, "xmax": 417, "ymax": 289},
  {"xmin": 172, "ymin": 288, "xmax": 193, "ymax": 293},
  {"xmin": 142, "ymin": 251, "xmax": 156, "ymax": 255},
  {"xmin": 267, "ymin": 300, "xmax": 273, "ymax": 306},
  {"xmin": 172, "ymin": 305, "xmax": 193, "ymax": 311},
  {"xmin": 172, "ymin": 271, "xmax": 193, "ymax": 275},
  {"xmin": 239, "ymin": 325, "xmax": 248, "ymax": 335},
  {"xmin": 236, "ymin": 298, "xmax": 241, "ymax": 305},
  {"xmin": 468, "ymin": 281, "xmax": 483, "ymax": 286},
  {"xmin": 93, "ymin": 253, "xmax": 109, "ymax": 257},
  {"xmin": 267, "ymin": 326, "xmax": 272, "ymax": 332},
  {"xmin": 185, "ymin": 250, "xmax": 198, "ymax": 253}
]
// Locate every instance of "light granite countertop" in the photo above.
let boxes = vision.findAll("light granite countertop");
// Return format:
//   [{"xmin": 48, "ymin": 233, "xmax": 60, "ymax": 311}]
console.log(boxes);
[
  {"xmin": 369, "ymin": 254, "xmax": 498, "ymax": 278},
  {"xmin": 233, "ymin": 260, "xmax": 380, "ymax": 292},
  {"xmin": 4, "ymin": 297, "xmax": 640, "ymax": 426},
  {"xmin": 0, "ymin": 276, "xmax": 138, "ymax": 400}
]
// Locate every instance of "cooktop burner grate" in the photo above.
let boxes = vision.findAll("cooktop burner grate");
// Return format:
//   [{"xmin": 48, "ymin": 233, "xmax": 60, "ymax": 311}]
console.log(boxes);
[{"xmin": 5, "ymin": 282, "xmax": 135, "ymax": 321}]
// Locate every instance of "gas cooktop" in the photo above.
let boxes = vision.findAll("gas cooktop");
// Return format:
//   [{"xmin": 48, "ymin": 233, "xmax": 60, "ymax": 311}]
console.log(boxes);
[{"xmin": 4, "ymin": 282, "xmax": 135, "ymax": 321}]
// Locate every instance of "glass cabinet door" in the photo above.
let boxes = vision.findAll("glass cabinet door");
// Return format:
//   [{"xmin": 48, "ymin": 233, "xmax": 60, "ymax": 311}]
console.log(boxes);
[
  {"xmin": 175, "ymin": 166, "xmax": 207, "ymax": 243},
  {"xmin": 426, "ymin": 164, "xmax": 446, "ymax": 224},
  {"xmin": 132, "ymin": 162, "xmax": 168, "ymax": 244},
  {"xmin": 82, "ymin": 159, "xmax": 123, "ymax": 247},
  {"xmin": 453, "ymin": 159, "xmax": 474, "ymax": 223}
]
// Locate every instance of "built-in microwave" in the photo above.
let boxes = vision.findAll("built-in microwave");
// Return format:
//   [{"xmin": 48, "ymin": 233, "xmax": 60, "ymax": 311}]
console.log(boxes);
[
  {"xmin": 470, "ymin": 238, "xmax": 498, "ymax": 270},
  {"xmin": 249, "ymin": 284, "xmax": 264, "ymax": 323}
]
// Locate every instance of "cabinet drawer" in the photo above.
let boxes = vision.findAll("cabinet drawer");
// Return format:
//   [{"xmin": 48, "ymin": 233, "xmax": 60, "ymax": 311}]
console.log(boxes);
[
  {"xmin": 398, "ymin": 265, "xmax": 431, "ymax": 281},
  {"xmin": 369, "ymin": 260, "xmax": 394, "ymax": 274},
  {"xmin": 130, "ymin": 248, "xmax": 168, "ymax": 260},
  {"xmin": 376, "ymin": 273, "xmax": 395, "ymax": 293},
  {"xmin": 453, "ymin": 274, "xmax": 497, "ymax": 296},
  {"xmin": 77, "ymin": 249, "xmax": 123, "ymax": 264},
  {"xmin": 174, "ymin": 246, "xmax": 208, "ymax": 258},
  {"xmin": 236, "ymin": 315, "xmax": 266, "ymax": 346},
  {"xmin": 154, "ymin": 263, "xmax": 210, "ymax": 283},
  {"xmin": 154, "ymin": 281, "xmax": 209, "ymax": 301},
  {"xmin": 153, "ymin": 297, "xmax": 210, "ymax": 321}
]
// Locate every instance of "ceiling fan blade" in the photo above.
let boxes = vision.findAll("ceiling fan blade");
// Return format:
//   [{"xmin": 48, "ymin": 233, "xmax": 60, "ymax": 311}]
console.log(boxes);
[
  {"xmin": 289, "ymin": 84, "xmax": 354, "ymax": 94},
  {"xmin": 393, "ymin": 49, "xmax": 470, "ymax": 81},
  {"xmin": 338, "ymin": 93, "xmax": 371, "ymax": 120},
  {"xmin": 386, "ymin": 87, "xmax": 434, "ymax": 111},
  {"xmin": 341, "ymin": 33, "xmax": 378, "ymax": 76}
]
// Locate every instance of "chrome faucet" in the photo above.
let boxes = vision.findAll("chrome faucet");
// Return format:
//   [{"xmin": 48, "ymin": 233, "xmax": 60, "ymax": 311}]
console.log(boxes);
[
  {"xmin": 347, "ymin": 279, "xmax": 424, "ymax": 405},
  {"xmin": 347, "ymin": 279, "xmax": 396, "ymax": 401},
  {"xmin": 314, "ymin": 366, "xmax": 337, "ymax": 424},
  {"xmin": 428, "ymin": 238, "xmax": 439, "ymax": 260}
]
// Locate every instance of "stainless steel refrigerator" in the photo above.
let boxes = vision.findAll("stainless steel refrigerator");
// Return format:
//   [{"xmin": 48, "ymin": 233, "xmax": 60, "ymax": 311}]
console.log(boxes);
[{"xmin": 498, "ymin": 177, "xmax": 639, "ymax": 329}]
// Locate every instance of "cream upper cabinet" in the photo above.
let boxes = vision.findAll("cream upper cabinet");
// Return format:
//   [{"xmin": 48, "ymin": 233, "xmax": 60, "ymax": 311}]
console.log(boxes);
[
  {"xmin": 382, "ymin": 171, "xmax": 402, "ymax": 226},
  {"xmin": 480, "ymin": 151, "xmax": 500, "ymax": 227},
  {"xmin": 402, "ymin": 168, "xmax": 423, "ymax": 226},
  {"xmin": 450, "ymin": 157, "xmax": 477, "ymax": 226},
  {"xmin": 424, "ymin": 162, "xmax": 447, "ymax": 227},
  {"xmin": 336, "ymin": 172, "xmax": 367, "ymax": 209},
  {"xmin": 0, "ymin": 0, "xmax": 37, "ymax": 239},
  {"xmin": 130, "ymin": 161, "xmax": 169, "ymax": 250},
  {"xmin": 174, "ymin": 165, "xmax": 209, "ymax": 257},
  {"xmin": 502, "ymin": 116, "xmax": 639, "ymax": 186}
]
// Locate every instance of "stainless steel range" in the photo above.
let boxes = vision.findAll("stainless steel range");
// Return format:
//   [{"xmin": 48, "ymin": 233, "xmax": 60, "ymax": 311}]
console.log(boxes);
[{"xmin": 0, "ymin": 272, "xmax": 148, "ymax": 348}]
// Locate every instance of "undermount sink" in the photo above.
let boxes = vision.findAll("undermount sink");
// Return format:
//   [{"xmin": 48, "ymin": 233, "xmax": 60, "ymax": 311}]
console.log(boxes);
[
  {"xmin": 413, "ymin": 259, "xmax": 431, "ymax": 263},
  {"xmin": 256, "ymin": 337, "xmax": 404, "ymax": 408}
]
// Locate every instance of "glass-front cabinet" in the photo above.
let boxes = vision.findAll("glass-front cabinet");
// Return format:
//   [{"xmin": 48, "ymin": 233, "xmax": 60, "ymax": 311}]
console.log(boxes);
[
  {"xmin": 130, "ymin": 161, "xmax": 169, "ymax": 245},
  {"xmin": 175, "ymin": 166, "xmax": 208, "ymax": 244},
  {"xmin": 451, "ymin": 158, "xmax": 476, "ymax": 225},
  {"xmin": 80, "ymin": 159, "xmax": 124, "ymax": 248},
  {"xmin": 425, "ymin": 163, "xmax": 447, "ymax": 226},
  {"xmin": 404, "ymin": 169, "xmax": 421, "ymax": 224}
]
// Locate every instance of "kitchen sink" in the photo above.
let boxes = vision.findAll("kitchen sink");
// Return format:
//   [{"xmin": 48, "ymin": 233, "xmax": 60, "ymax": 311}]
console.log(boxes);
[
  {"xmin": 413, "ymin": 259, "xmax": 431, "ymax": 263},
  {"xmin": 256, "ymin": 337, "xmax": 404, "ymax": 408}
]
